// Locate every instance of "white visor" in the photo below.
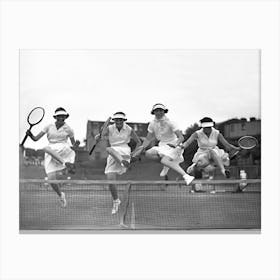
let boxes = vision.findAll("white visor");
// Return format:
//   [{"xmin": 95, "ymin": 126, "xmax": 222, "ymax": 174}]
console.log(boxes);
[
  {"xmin": 152, "ymin": 104, "xmax": 166, "ymax": 111},
  {"xmin": 112, "ymin": 113, "xmax": 126, "ymax": 120},
  {"xmin": 54, "ymin": 110, "xmax": 69, "ymax": 116},
  {"xmin": 201, "ymin": 122, "xmax": 214, "ymax": 128}
]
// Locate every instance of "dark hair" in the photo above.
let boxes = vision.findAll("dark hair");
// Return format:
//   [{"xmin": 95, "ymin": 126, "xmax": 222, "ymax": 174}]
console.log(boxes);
[
  {"xmin": 114, "ymin": 111, "xmax": 125, "ymax": 116},
  {"xmin": 55, "ymin": 107, "xmax": 67, "ymax": 113},
  {"xmin": 199, "ymin": 117, "xmax": 214, "ymax": 123},
  {"xmin": 53, "ymin": 107, "xmax": 69, "ymax": 119},
  {"xmin": 112, "ymin": 111, "xmax": 127, "ymax": 121}
]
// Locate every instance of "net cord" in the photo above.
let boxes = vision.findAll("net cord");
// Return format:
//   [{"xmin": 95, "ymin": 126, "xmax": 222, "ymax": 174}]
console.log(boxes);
[{"xmin": 19, "ymin": 179, "xmax": 261, "ymax": 185}]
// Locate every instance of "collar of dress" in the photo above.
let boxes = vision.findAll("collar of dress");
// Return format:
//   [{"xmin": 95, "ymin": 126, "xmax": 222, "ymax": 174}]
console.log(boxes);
[
  {"xmin": 154, "ymin": 116, "xmax": 168, "ymax": 123},
  {"xmin": 113, "ymin": 123, "xmax": 127, "ymax": 131}
]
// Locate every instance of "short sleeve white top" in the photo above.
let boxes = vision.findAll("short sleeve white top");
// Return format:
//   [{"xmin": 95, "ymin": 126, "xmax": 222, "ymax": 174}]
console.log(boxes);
[
  {"xmin": 148, "ymin": 116, "xmax": 180, "ymax": 144},
  {"xmin": 42, "ymin": 123, "xmax": 74, "ymax": 144}
]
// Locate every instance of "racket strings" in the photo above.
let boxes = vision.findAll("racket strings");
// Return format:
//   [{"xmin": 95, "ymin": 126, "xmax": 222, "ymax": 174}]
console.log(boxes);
[
  {"xmin": 28, "ymin": 108, "xmax": 45, "ymax": 125},
  {"xmin": 239, "ymin": 137, "xmax": 258, "ymax": 149}
]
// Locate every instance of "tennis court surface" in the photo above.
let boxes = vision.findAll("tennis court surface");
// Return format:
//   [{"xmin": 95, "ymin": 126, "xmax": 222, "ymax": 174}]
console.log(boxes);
[{"xmin": 19, "ymin": 179, "xmax": 261, "ymax": 231}]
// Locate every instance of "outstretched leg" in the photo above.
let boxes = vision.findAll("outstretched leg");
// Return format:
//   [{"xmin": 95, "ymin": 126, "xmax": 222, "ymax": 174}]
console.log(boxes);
[
  {"xmin": 106, "ymin": 172, "xmax": 118, "ymax": 200},
  {"xmin": 145, "ymin": 149, "xmax": 170, "ymax": 177},
  {"xmin": 47, "ymin": 171, "xmax": 67, "ymax": 207},
  {"xmin": 160, "ymin": 156, "xmax": 194, "ymax": 185},
  {"xmin": 106, "ymin": 172, "xmax": 121, "ymax": 214},
  {"xmin": 145, "ymin": 149, "xmax": 161, "ymax": 161}
]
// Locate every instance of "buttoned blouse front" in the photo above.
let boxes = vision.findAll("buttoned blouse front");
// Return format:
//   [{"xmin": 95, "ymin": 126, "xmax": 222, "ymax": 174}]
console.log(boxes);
[
  {"xmin": 196, "ymin": 128, "xmax": 219, "ymax": 150},
  {"xmin": 148, "ymin": 116, "xmax": 179, "ymax": 144},
  {"xmin": 108, "ymin": 123, "xmax": 132, "ymax": 147},
  {"xmin": 42, "ymin": 123, "xmax": 74, "ymax": 144}
]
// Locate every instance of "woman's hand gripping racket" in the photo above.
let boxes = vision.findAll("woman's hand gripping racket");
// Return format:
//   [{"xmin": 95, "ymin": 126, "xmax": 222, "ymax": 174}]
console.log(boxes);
[
  {"xmin": 89, "ymin": 117, "xmax": 111, "ymax": 155},
  {"xmin": 229, "ymin": 136, "xmax": 258, "ymax": 159},
  {"xmin": 20, "ymin": 107, "xmax": 45, "ymax": 147}
]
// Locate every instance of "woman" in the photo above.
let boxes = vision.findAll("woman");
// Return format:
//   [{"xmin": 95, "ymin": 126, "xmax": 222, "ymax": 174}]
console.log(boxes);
[
  {"xmin": 26, "ymin": 107, "xmax": 78, "ymax": 207},
  {"xmin": 100, "ymin": 112, "xmax": 142, "ymax": 214},
  {"xmin": 182, "ymin": 117, "xmax": 240, "ymax": 178},
  {"xmin": 131, "ymin": 103, "xmax": 195, "ymax": 186}
]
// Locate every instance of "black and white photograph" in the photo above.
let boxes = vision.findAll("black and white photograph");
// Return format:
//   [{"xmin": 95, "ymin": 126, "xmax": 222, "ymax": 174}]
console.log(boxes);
[
  {"xmin": 19, "ymin": 49, "xmax": 261, "ymax": 231},
  {"xmin": 1, "ymin": 1, "xmax": 280, "ymax": 280}
]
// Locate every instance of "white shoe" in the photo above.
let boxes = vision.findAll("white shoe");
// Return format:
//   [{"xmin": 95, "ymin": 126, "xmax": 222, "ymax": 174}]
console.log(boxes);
[
  {"xmin": 160, "ymin": 166, "xmax": 170, "ymax": 177},
  {"xmin": 112, "ymin": 199, "xmax": 121, "ymax": 214},
  {"xmin": 183, "ymin": 174, "xmax": 195, "ymax": 186},
  {"xmin": 60, "ymin": 192, "xmax": 67, "ymax": 208}
]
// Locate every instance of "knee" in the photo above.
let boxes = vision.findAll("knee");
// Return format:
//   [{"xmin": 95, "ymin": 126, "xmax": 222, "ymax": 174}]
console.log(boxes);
[
  {"xmin": 43, "ymin": 146, "xmax": 49, "ymax": 152},
  {"xmin": 43, "ymin": 146, "xmax": 54, "ymax": 154},
  {"xmin": 209, "ymin": 150, "xmax": 218, "ymax": 159},
  {"xmin": 145, "ymin": 150, "xmax": 154, "ymax": 158},
  {"xmin": 145, "ymin": 149, "xmax": 152, "ymax": 156},
  {"xmin": 160, "ymin": 156, "xmax": 172, "ymax": 165},
  {"xmin": 197, "ymin": 158, "xmax": 208, "ymax": 168},
  {"xmin": 106, "ymin": 147, "xmax": 113, "ymax": 153},
  {"xmin": 145, "ymin": 149, "xmax": 160, "ymax": 160},
  {"xmin": 222, "ymin": 154, "xmax": 230, "ymax": 166}
]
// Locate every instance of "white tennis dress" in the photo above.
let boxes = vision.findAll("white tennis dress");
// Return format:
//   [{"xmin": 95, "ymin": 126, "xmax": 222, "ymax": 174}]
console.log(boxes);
[
  {"xmin": 105, "ymin": 123, "xmax": 132, "ymax": 175},
  {"xmin": 42, "ymin": 123, "xmax": 76, "ymax": 174},
  {"xmin": 147, "ymin": 116, "xmax": 184, "ymax": 162},
  {"xmin": 192, "ymin": 128, "xmax": 229, "ymax": 166}
]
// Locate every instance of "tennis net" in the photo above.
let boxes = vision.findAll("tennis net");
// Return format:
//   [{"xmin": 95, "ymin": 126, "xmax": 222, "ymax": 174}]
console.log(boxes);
[{"xmin": 19, "ymin": 179, "xmax": 261, "ymax": 231}]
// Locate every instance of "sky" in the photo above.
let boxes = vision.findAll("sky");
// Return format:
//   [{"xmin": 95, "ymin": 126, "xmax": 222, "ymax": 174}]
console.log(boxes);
[{"xmin": 19, "ymin": 49, "xmax": 260, "ymax": 150}]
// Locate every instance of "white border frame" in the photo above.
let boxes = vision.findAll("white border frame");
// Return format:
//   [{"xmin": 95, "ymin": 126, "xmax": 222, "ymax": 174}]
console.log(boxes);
[{"xmin": 1, "ymin": 1, "xmax": 280, "ymax": 280}]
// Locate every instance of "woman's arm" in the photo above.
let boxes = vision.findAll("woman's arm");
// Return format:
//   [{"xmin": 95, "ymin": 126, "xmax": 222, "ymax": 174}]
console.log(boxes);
[
  {"xmin": 26, "ymin": 130, "xmax": 45, "ymax": 142},
  {"xmin": 70, "ymin": 137, "xmax": 80, "ymax": 147},
  {"xmin": 174, "ymin": 130, "xmax": 185, "ymax": 146},
  {"xmin": 131, "ymin": 132, "xmax": 155, "ymax": 158},
  {"xmin": 218, "ymin": 133, "xmax": 240, "ymax": 151},
  {"xmin": 95, "ymin": 127, "xmax": 109, "ymax": 141},
  {"xmin": 101, "ymin": 128, "xmax": 110, "ymax": 147},
  {"xmin": 131, "ymin": 129, "xmax": 142, "ymax": 149},
  {"xmin": 182, "ymin": 132, "xmax": 197, "ymax": 149},
  {"xmin": 141, "ymin": 132, "xmax": 156, "ymax": 149}
]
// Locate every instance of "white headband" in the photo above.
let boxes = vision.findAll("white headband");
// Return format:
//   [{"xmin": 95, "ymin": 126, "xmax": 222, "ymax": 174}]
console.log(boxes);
[
  {"xmin": 54, "ymin": 110, "xmax": 69, "ymax": 117},
  {"xmin": 112, "ymin": 113, "xmax": 127, "ymax": 120},
  {"xmin": 152, "ymin": 104, "xmax": 167, "ymax": 111},
  {"xmin": 201, "ymin": 122, "xmax": 214, "ymax": 128}
]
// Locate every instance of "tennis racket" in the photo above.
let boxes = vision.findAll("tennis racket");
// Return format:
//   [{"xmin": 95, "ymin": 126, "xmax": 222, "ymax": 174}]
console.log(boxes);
[
  {"xmin": 238, "ymin": 135, "xmax": 258, "ymax": 149},
  {"xmin": 20, "ymin": 107, "xmax": 45, "ymax": 146},
  {"xmin": 230, "ymin": 136, "xmax": 258, "ymax": 159},
  {"xmin": 89, "ymin": 117, "xmax": 111, "ymax": 155}
]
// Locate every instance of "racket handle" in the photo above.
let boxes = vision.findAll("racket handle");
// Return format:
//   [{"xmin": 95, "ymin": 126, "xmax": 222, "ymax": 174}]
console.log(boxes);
[
  {"xmin": 20, "ymin": 134, "xmax": 29, "ymax": 146},
  {"xmin": 89, "ymin": 143, "xmax": 97, "ymax": 155}
]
